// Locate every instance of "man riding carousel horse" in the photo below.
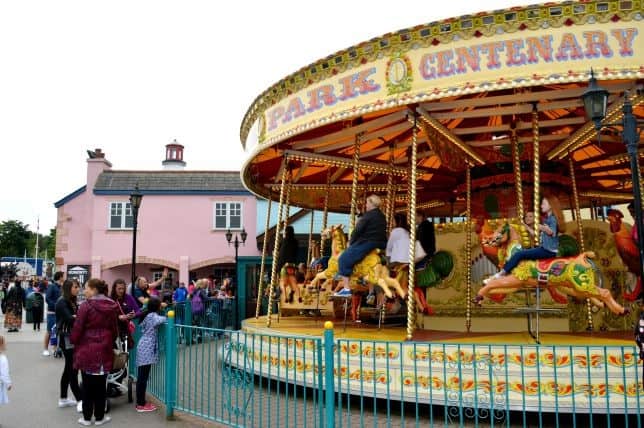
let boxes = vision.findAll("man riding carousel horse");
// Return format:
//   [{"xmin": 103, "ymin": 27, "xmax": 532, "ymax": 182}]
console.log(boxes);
[{"xmin": 334, "ymin": 194, "xmax": 388, "ymax": 296}]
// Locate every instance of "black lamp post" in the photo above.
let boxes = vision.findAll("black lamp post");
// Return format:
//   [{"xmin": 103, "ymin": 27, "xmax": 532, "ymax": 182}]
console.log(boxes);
[
  {"xmin": 225, "ymin": 228, "xmax": 248, "ymax": 283},
  {"xmin": 582, "ymin": 70, "xmax": 644, "ymax": 298},
  {"xmin": 129, "ymin": 185, "xmax": 143, "ymax": 288}
]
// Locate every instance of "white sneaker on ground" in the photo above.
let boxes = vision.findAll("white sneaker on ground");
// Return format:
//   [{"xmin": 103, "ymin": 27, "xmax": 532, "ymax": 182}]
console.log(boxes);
[
  {"xmin": 77, "ymin": 418, "xmax": 92, "ymax": 426},
  {"xmin": 58, "ymin": 398, "xmax": 77, "ymax": 408},
  {"xmin": 94, "ymin": 416, "xmax": 111, "ymax": 426},
  {"xmin": 42, "ymin": 350, "xmax": 51, "ymax": 357},
  {"xmin": 77, "ymin": 401, "xmax": 83, "ymax": 413}
]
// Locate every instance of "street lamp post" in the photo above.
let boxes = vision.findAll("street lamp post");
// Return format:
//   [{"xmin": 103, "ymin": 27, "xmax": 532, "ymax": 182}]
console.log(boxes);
[
  {"xmin": 226, "ymin": 228, "xmax": 247, "ymax": 328},
  {"xmin": 582, "ymin": 70, "xmax": 644, "ymax": 299},
  {"xmin": 130, "ymin": 185, "xmax": 143, "ymax": 288}
]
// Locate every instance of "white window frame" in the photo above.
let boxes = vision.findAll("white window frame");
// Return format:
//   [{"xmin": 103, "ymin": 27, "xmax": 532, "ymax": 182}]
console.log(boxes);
[
  {"xmin": 108, "ymin": 201, "xmax": 134, "ymax": 230},
  {"xmin": 213, "ymin": 201, "xmax": 243, "ymax": 230}
]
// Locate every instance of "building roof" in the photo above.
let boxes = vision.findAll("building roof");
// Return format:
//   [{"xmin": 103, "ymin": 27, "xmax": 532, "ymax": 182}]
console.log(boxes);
[
  {"xmin": 54, "ymin": 185, "xmax": 87, "ymax": 208},
  {"xmin": 93, "ymin": 170, "xmax": 249, "ymax": 195}
]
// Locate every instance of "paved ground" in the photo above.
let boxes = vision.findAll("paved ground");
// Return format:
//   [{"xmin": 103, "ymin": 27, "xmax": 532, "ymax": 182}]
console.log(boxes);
[{"xmin": 0, "ymin": 313, "xmax": 219, "ymax": 428}]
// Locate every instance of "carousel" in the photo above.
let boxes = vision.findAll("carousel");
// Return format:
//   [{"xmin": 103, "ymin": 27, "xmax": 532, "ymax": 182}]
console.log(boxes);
[{"xmin": 236, "ymin": 0, "xmax": 643, "ymax": 415}]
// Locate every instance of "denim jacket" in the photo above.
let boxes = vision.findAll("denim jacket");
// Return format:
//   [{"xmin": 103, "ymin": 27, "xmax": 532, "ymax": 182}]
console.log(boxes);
[{"xmin": 541, "ymin": 213, "xmax": 559, "ymax": 253}]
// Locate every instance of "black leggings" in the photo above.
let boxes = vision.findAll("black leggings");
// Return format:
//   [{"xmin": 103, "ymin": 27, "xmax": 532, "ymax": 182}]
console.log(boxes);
[
  {"xmin": 81, "ymin": 372, "xmax": 107, "ymax": 422},
  {"xmin": 60, "ymin": 347, "xmax": 82, "ymax": 400},
  {"xmin": 136, "ymin": 364, "xmax": 151, "ymax": 406}
]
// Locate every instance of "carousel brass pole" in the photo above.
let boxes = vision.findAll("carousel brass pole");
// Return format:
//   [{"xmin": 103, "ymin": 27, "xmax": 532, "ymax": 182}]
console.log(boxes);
[
  {"xmin": 568, "ymin": 154, "xmax": 593, "ymax": 331},
  {"xmin": 276, "ymin": 169, "xmax": 293, "ymax": 324},
  {"xmin": 320, "ymin": 170, "xmax": 331, "ymax": 257},
  {"xmin": 386, "ymin": 144, "xmax": 396, "ymax": 233},
  {"xmin": 465, "ymin": 165, "xmax": 473, "ymax": 333},
  {"xmin": 532, "ymin": 103, "xmax": 541, "ymax": 247},
  {"xmin": 406, "ymin": 117, "xmax": 419, "ymax": 341},
  {"xmin": 307, "ymin": 210, "xmax": 315, "ymax": 265},
  {"xmin": 349, "ymin": 133, "xmax": 362, "ymax": 233},
  {"xmin": 267, "ymin": 159, "xmax": 289, "ymax": 328},
  {"xmin": 255, "ymin": 195, "xmax": 272, "ymax": 320},
  {"xmin": 511, "ymin": 124, "xmax": 525, "ymax": 222}
]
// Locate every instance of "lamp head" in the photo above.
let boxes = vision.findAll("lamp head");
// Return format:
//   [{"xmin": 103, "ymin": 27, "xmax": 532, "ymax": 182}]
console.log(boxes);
[
  {"xmin": 129, "ymin": 184, "xmax": 143, "ymax": 210},
  {"xmin": 581, "ymin": 69, "xmax": 609, "ymax": 131},
  {"xmin": 225, "ymin": 229, "xmax": 233, "ymax": 244},
  {"xmin": 240, "ymin": 228, "xmax": 248, "ymax": 244}
]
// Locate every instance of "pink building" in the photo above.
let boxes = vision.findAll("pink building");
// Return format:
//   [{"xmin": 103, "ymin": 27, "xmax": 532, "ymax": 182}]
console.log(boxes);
[{"xmin": 54, "ymin": 145, "xmax": 260, "ymax": 289}]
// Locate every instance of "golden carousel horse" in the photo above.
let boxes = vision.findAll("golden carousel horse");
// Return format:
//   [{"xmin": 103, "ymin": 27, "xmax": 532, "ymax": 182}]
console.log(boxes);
[
  {"xmin": 310, "ymin": 224, "xmax": 406, "ymax": 300},
  {"xmin": 474, "ymin": 221, "xmax": 628, "ymax": 316}
]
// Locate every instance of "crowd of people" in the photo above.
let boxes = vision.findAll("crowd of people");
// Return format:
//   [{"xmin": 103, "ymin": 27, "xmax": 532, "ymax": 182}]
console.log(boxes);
[{"xmin": 0, "ymin": 269, "xmax": 233, "ymax": 425}]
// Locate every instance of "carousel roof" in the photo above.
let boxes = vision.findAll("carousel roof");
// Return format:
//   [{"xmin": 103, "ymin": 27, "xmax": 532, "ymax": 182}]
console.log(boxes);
[{"xmin": 239, "ymin": 0, "xmax": 644, "ymax": 217}]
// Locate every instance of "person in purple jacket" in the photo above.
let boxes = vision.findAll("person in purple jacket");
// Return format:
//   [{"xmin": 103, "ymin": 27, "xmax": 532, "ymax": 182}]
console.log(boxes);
[{"xmin": 109, "ymin": 279, "xmax": 140, "ymax": 341}]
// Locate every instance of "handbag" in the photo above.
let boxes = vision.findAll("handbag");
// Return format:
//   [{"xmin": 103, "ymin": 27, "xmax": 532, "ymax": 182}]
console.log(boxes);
[{"xmin": 113, "ymin": 349, "xmax": 128, "ymax": 370}]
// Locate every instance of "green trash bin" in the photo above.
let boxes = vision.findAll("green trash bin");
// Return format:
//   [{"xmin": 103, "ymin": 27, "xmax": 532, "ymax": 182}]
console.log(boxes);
[{"xmin": 25, "ymin": 292, "xmax": 35, "ymax": 324}]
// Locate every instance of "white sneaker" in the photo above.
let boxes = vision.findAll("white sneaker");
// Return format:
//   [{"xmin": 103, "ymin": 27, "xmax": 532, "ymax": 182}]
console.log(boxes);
[
  {"xmin": 77, "ymin": 418, "xmax": 92, "ymax": 426},
  {"xmin": 42, "ymin": 350, "xmax": 51, "ymax": 357},
  {"xmin": 58, "ymin": 398, "xmax": 77, "ymax": 408},
  {"xmin": 77, "ymin": 401, "xmax": 83, "ymax": 413},
  {"xmin": 94, "ymin": 416, "xmax": 111, "ymax": 426}
]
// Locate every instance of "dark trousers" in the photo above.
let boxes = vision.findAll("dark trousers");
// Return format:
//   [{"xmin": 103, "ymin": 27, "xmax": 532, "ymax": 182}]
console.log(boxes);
[
  {"xmin": 81, "ymin": 372, "xmax": 107, "ymax": 422},
  {"xmin": 136, "ymin": 364, "xmax": 152, "ymax": 406},
  {"xmin": 503, "ymin": 246, "xmax": 556, "ymax": 274},
  {"xmin": 338, "ymin": 241, "xmax": 380, "ymax": 277},
  {"xmin": 60, "ymin": 347, "xmax": 81, "ymax": 400}
]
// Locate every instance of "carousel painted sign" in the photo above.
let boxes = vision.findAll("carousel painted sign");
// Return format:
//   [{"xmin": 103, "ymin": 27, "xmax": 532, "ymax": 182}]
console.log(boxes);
[{"xmin": 263, "ymin": 23, "xmax": 641, "ymax": 142}]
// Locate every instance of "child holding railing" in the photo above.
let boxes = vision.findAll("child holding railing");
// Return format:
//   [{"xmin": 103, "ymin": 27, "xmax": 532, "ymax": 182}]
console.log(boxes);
[{"xmin": 135, "ymin": 296, "xmax": 166, "ymax": 413}]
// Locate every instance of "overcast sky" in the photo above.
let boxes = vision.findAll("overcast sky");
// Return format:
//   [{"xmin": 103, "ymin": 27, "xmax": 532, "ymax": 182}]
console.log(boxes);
[{"xmin": 0, "ymin": 0, "xmax": 528, "ymax": 234}]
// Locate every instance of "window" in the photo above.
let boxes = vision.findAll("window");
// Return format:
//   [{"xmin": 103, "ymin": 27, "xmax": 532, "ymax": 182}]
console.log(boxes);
[
  {"xmin": 213, "ymin": 202, "xmax": 242, "ymax": 230},
  {"xmin": 152, "ymin": 271, "xmax": 175, "ymax": 290},
  {"xmin": 109, "ymin": 202, "xmax": 133, "ymax": 229}
]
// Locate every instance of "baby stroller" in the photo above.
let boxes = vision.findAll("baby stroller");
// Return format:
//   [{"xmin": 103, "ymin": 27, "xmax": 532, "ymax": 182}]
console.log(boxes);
[{"xmin": 105, "ymin": 334, "xmax": 134, "ymax": 406}]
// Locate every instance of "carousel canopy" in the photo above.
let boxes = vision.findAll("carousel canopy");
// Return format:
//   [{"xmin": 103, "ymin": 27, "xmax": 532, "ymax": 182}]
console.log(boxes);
[{"xmin": 239, "ymin": 0, "xmax": 643, "ymax": 218}]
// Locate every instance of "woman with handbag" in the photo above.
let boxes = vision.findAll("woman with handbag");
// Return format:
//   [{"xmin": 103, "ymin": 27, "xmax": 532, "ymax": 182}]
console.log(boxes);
[
  {"xmin": 109, "ymin": 279, "xmax": 139, "ymax": 347},
  {"xmin": 70, "ymin": 278, "xmax": 118, "ymax": 426},
  {"xmin": 55, "ymin": 279, "xmax": 82, "ymax": 409}
]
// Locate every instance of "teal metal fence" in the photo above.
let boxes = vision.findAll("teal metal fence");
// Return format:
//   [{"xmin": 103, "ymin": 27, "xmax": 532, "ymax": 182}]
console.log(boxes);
[{"xmin": 131, "ymin": 313, "xmax": 643, "ymax": 428}]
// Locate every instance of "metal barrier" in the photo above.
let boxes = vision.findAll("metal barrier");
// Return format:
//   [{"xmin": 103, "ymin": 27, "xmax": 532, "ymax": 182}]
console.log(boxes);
[{"xmin": 136, "ymin": 316, "xmax": 643, "ymax": 427}]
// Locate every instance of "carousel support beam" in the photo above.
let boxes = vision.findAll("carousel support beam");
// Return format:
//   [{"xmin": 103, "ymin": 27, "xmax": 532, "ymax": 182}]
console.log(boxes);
[
  {"xmin": 349, "ymin": 133, "xmax": 363, "ymax": 233},
  {"xmin": 267, "ymin": 159, "xmax": 289, "ymax": 327},
  {"xmin": 283, "ymin": 149, "xmax": 407, "ymax": 176},
  {"xmin": 255, "ymin": 195, "xmax": 272, "ymax": 320},
  {"xmin": 307, "ymin": 210, "xmax": 315, "ymax": 265},
  {"xmin": 416, "ymin": 106, "xmax": 485, "ymax": 166},
  {"xmin": 532, "ymin": 103, "xmax": 540, "ymax": 247},
  {"xmin": 319, "ymin": 170, "xmax": 331, "ymax": 258},
  {"xmin": 386, "ymin": 144, "xmax": 396, "ymax": 234},
  {"xmin": 406, "ymin": 117, "xmax": 419, "ymax": 341},
  {"xmin": 511, "ymin": 122, "xmax": 524, "ymax": 222},
  {"xmin": 568, "ymin": 154, "xmax": 593, "ymax": 331},
  {"xmin": 465, "ymin": 165, "xmax": 473, "ymax": 333}
]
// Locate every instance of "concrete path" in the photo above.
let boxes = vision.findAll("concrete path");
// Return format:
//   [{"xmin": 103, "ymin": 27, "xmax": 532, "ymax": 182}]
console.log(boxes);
[{"xmin": 0, "ymin": 313, "xmax": 219, "ymax": 428}]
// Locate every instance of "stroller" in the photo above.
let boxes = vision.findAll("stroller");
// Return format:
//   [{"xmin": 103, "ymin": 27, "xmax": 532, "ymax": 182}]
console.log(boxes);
[{"xmin": 105, "ymin": 334, "xmax": 134, "ymax": 406}]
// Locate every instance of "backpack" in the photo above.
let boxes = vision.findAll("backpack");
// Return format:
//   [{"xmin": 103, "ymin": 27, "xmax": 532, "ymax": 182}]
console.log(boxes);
[
  {"xmin": 191, "ymin": 290, "xmax": 204, "ymax": 315},
  {"xmin": 32, "ymin": 293, "xmax": 43, "ymax": 309}
]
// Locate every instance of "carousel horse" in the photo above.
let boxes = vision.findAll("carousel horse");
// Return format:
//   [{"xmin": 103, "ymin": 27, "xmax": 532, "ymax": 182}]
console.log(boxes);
[
  {"xmin": 474, "ymin": 221, "xmax": 628, "ymax": 316},
  {"xmin": 607, "ymin": 209, "xmax": 642, "ymax": 301},
  {"xmin": 310, "ymin": 224, "xmax": 406, "ymax": 300}
]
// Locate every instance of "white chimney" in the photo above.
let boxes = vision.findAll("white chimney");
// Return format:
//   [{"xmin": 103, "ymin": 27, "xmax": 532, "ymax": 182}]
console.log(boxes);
[{"xmin": 162, "ymin": 140, "xmax": 186, "ymax": 170}]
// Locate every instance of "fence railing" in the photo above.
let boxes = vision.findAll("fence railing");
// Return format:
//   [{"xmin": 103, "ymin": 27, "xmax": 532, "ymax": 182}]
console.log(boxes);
[{"xmin": 131, "ymin": 312, "xmax": 643, "ymax": 428}]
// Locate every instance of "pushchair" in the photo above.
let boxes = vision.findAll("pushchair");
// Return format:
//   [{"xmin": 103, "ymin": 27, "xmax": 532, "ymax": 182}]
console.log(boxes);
[{"xmin": 105, "ymin": 334, "xmax": 134, "ymax": 405}]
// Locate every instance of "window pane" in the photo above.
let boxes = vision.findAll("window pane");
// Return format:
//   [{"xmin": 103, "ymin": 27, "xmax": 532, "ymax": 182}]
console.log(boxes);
[
  {"xmin": 214, "ymin": 202, "xmax": 227, "ymax": 229},
  {"xmin": 229, "ymin": 202, "xmax": 241, "ymax": 228},
  {"xmin": 124, "ymin": 214, "xmax": 133, "ymax": 228},
  {"xmin": 110, "ymin": 203, "xmax": 122, "ymax": 228},
  {"xmin": 110, "ymin": 215, "xmax": 122, "ymax": 229},
  {"xmin": 215, "ymin": 215, "xmax": 227, "ymax": 229}
]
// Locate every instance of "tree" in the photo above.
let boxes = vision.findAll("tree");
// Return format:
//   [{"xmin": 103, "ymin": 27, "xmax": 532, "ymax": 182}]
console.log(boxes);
[{"xmin": 0, "ymin": 220, "xmax": 32, "ymax": 258}]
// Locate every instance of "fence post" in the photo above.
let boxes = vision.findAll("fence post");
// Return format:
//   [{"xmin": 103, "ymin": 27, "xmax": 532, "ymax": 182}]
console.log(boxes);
[
  {"xmin": 165, "ymin": 310, "xmax": 177, "ymax": 419},
  {"xmin": 324, "ymin": 321, "xmax": 335, "ymax": 428},
  {"xmin": 185, "ymin": 301, "xmax": 193, "ymax": 344}
]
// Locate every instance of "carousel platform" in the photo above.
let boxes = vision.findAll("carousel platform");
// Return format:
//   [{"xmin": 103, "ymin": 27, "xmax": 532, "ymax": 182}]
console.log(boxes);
[{"xmin": 236, "ymin": 316, "xmax": 642, "ymax": 415}]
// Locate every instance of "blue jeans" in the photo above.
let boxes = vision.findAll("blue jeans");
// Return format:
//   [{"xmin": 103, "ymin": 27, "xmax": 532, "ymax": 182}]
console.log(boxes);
[
  {"xmin": 503, "ymin": 246, "xmax": 556, "ymax": 274},
  {"xmin": 338, "ymin": 241, "xmax": 380, "ymax": 277}
]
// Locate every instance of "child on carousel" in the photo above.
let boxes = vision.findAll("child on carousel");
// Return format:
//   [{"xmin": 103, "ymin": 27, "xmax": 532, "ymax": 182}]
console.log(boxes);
[{"xmin": 483, "ymin": 195, "xmax": 565, "ymax": 284}]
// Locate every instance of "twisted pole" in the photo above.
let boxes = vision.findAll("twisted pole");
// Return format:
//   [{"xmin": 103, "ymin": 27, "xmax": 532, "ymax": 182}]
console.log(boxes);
[
  {"xmin": 465, "ymin": 165, "xmax": 473, "ymax": 333},
  {"xmin": 255, "ymin": 196, "xmax": 272, "ymax": 319},
  {"xmin": 406, "ymin": 117, "xmax": 418, "ymax": 340}
]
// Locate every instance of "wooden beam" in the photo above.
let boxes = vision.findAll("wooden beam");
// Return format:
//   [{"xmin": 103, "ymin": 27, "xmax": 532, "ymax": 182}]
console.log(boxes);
[
  {"xmin": 315, "ymin": 120, "xmax": 412, "ymax": 153},
  {"xmin": 452, "ymin": 117, "xmax": 586, "ymax": 135},
  {"xmin": 291, "ymin": 109, "xmax": 409, "ymax": 150},
  {"xmin": 428, "ymin": 98, "xmax": 583, "ymax": 120}
]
